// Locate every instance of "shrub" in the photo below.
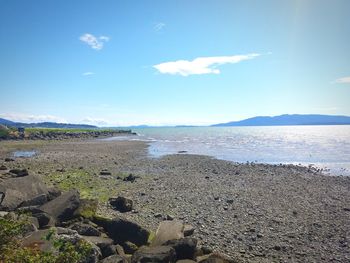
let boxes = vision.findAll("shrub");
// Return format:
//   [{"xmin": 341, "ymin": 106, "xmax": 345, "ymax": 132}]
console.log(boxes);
[{"xmin": 0, "ymin": 217, "xmax": 93, "ymax": 263}]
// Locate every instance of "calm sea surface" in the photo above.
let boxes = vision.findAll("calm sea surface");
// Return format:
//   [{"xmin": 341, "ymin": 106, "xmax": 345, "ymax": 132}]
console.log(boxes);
[{"xmin": 107, "ymin": 126, "xmax": 350, "ymax": 176}]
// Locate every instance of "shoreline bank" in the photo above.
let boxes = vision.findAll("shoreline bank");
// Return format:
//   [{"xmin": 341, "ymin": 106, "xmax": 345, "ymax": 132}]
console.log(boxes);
[{"xmin": 1, "ymin": 138, "xmax": 349, "ymax": 262}]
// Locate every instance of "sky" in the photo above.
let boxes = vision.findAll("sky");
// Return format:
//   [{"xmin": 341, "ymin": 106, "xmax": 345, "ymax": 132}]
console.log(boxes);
[{"xmin": 0, "ymin": 0, "xmax": 349, "ymax": 126}]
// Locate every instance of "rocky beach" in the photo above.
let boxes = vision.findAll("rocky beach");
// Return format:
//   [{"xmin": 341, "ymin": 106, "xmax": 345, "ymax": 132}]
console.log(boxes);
[{"xmin": 1, "ymin": 138, "xmax": 350, "ymax": 262}]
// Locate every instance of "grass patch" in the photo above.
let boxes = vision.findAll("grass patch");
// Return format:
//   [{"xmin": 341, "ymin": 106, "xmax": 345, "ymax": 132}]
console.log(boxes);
[
  {"xmin": 25, "ymin": 127, "xmax": 122, "ymax": 134},
  {"xmin": 43, "ymin": 169, "xmax": 128, "ymax": 202},
  {"xmin": 0, "ymin": 129, "xmax": 9, "ymax": 139}
]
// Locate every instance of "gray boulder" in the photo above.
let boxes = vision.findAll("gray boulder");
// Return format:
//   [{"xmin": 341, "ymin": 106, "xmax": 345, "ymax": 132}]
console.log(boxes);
[
  {"xmin": 132, "ymin": 246, "xmax": 176, "ymax": 263},
  {"xmin": 19, "ymin": 194, "xmax": 48, "ymax": 207},
  {"xmin": 109, "ymin": 196, "xmax": 133, "ymax": 212},
  {"xmin": 151, "ymin": 220, "xmax": 184, "ymax": 247},
  {"xmin": 165, "ymin": 238, "xmax": 197, "ymax": 260},
  {"xmin": 101, "ymin": 254, "xmax": 128, "ymax": 263},
  {"xmin": 70, "ymin": 222, "xmax": 101, "ymax": 236},
  {"xmin": 94, "ymin": 217, "xmax": 150, "ymax": 247},
  {"xmin": 0, "ymin": 174, "xmax": 50, "ymax": 211},
  {"xmin": 39, "ymin": 189, "xmax": 80, "ymax": 224},
  {"xmin": 9, "ymin": 168, "xmax": 29, "ymax": 177}
]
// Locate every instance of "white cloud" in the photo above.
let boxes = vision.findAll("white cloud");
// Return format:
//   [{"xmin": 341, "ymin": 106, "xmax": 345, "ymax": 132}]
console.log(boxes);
[
  {"xmin": 82, "ymin": 72, "xmax": 95, "ymax": 76},
  {"xmin": 79, "ymin": 33, "xmax": 109, "ymax": 50},
  {"xmin": 154, "ymin": 22, "xmax": 166, "ymax": 32},
  {"xmin": 0, "ymin": 113, "xmax": 67, "ymax": 123},
  {"xmin": 82, "ymin": 117, "xmax": 109, "ymax": 126},
  {"xmin": 153, "ymin": 53, "xmax": 260, "ymax": 76},
  {"xmin": 334, "ymin": 76, "xmax": 350, "ymax": 84}
]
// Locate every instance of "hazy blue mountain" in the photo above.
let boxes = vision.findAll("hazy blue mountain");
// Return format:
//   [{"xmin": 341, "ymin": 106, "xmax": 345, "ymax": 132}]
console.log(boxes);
[
  {"xmin": 212, "ymin": 114, "xmax": 350, "ymax": 127},
  {"xmin": 0, "ymin": 118, "xmax": 16, "ymax": 126},
  {"xmin": 0, "ymin": 118, "xmax": 97, "ymax": 129}
]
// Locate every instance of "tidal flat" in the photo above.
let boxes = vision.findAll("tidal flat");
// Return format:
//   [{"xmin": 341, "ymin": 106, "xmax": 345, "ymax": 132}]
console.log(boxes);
[{"xmin": 0, "ymin": 138, "xmax": 349, "ymax": 262}]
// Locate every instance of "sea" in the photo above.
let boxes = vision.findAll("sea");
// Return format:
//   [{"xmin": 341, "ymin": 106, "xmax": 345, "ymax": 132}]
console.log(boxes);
[{"xmin": 105, "ymin": 125, "xmax": 350, "ymax": 176}]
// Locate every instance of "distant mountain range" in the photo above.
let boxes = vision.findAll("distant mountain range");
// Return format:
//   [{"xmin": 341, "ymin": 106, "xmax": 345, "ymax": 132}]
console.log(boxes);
[
  {"xmin": 212, "ymin": 114, "xmax": 350, "ymax": 127},
  {"xmin": 0, "ymin": 118, "xmax": 97, "ymax": 129},
  {"xmin": 1, "ymin": 114, "xmax": 350, "ymax": 129}
]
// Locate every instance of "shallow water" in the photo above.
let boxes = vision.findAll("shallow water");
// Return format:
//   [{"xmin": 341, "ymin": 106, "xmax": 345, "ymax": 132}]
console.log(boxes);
[
  {"xmin": 108, "ymin": 125, "xmax": 350, "ymax": 176},
  {"xmin": 13, "ymin": 150, "xmax": 37, "ymax": 158}
]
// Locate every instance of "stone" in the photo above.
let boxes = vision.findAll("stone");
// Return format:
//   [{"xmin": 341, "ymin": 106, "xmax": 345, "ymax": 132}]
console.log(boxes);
[
  {"xmin": 9, "ymin": 168, "xmax": 29, "ymax": 177},
  {"xmin": 4, "ymin": 158, "xmax": 14, "ymax": 162},
  {"xmin": 32, "ymin": 212, "xmax": 54, "ymax": 228},
  {"xmin": 0, "ymin": 165, "xmax": 7, "ymax": 170},
  {"xmin": 101, "ymin": 254, "xmax": 128, "ymax": 263},
  {"xmin": 94, "ymin": 217, "xmax": 150, "ymax": 247},
  {"xmin": 47, "ymin": 187, "xmax": 61, "ymax": 201},
  {"xmin": 116, "ymin": 244, "xmax": 126, "ymax": 256},
  {"xmin": 197, "ymin": 253, "xmax": 233, "ymax": 263},
  {"xmin": 109, "ymin": 196, "xmax": 133, "ymax": 212},
  {"xmin": 70, "ymin": 222, "xmax": 101, "ymax": 236},
  {"xmin": 176, "ymin": 260, "xmax": 196, "ymax": 263},
  {"xmin": 123, "ymin": 174, "xmax": 137, "ymax": 182},
  {"xmin": 21, "ymin": 229, "xmax": 56, "ymax": 252},
  {"xmin": 123, "ymin": 240, "xmax": 138, "ymax": 254},
  {"xmin": 100, "ymin": 244, "xmax": 117, "ymax": 258},
  {"xmin": 152, "ymin": 220, "xmax": 184, "ymax": 247},
  {"xmin": 165, "ymin": 238, "xmax": 197, "ymax": 260},
  {"xmin": 0, "ymin": 192, "xmax": 4, "ymax": 205},
  {"xmin": 56, "ymin": 227, "xmax": 78, "ymax": 235},
  {"xmin": 100, "ymin": 170, "xmax": 112, "ymax": 176},
  {"xmin": 39, "ymin": 189, "xmax": 80, "ymax": 224},
  {"xmin": 166, "ymin": 214, "xmax": 175, "ymax": 220},
  {"xmin": 200, "ymin": 246, "xmax": 213, "ymax": 255},
  {"xmin": 0, "ymin": 174, "xmax": 50, "ymax": 211},
  {"xmin": 154, "ymin": 213, "xmax": 163, "ymax": 218},
  {"xmin": 131, "ymin": 246, "xmax": 176, "ymax": 263},
  {"xmin": 184, "ymin": 225, "xmax": 195, "ymax": 237},
  {"xmin": 0, "ymin": 211, "xmax": 9, "ymax": 217},
  {"xmin": 82, "ymin": 235, "xmax": 114, "ymax": 248},
  {"xmin": 19, "ymin": 194, "xmax": 48, "ymax": 207}
]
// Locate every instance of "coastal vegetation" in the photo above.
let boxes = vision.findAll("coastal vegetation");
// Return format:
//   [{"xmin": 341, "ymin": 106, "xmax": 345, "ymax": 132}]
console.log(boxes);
[
  {"xmin": 0, "ymin": 216, "xmax": 93, "ymax": 263},
  {"xmin": 0, "ymin": 127, "xmax": 134, "ymax": 140}
]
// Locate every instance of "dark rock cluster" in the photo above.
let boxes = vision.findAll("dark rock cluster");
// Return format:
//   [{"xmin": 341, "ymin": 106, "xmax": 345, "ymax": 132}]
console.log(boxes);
[{"xmin": 0, "ymin": 168, "xmax": 231, "ymax": 263}]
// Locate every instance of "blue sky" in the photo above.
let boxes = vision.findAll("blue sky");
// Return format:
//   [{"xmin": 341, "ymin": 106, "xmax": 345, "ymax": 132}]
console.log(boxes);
[{"xmin": 0, "ymin": 0, "xmax": 349, "ymax": 126}]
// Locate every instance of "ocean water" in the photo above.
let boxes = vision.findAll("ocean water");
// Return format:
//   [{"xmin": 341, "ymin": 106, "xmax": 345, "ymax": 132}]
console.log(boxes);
[{"xmin": 108, "ymin": 126, "xmax": 350, "ymax": 176}]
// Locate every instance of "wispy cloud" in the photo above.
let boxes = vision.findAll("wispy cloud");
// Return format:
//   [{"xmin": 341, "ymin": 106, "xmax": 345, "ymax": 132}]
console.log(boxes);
[
  {"xmin": 82, "ymin": 117, "xmax": 109, "ymax": 126},
  {"xmin": 0, "ymin": 113, "xmax": 67, "ymax": 123},
  {"xmin": 79, "ymin": 33, "xmax": 109, "ymax": 50},
  {"xmin": 334, "ymin": 76, "xmax": 350, "ymax": 84},
  {"xmin": 154, "ymin": 22, "xmax": 166, "ymax": 32},
  {"xmin": 153, "ymin": 53, "xmax": 260, "ymax": 76},
  {"xmin": 82, "ymin": 72, "xmax": 95, "ymax": 76}
]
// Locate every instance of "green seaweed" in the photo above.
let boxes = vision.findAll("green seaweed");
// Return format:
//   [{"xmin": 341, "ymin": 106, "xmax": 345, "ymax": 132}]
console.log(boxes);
[{"xmin": 43, "ymin": 169, "xmax": 130, "ymax": 202}]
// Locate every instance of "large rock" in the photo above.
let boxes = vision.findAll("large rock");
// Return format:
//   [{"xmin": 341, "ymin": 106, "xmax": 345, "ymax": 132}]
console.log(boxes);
[
  {"xmin": 109, "ymin": 196, "xmax": 133, "ymax": 212},
  {"xmin": 82, "ymin": 235, "xmax": 114, "ymax": 248},
  {"xmin": 94, "ymin": 217, "xmax": 150, "ymax": 246},
  {"xmin": 9, "ymin": 168, "xmax": 29, "ymax": 177},
  {"xmin": 70, "ymin": 222, "xmax": 101, "ymax": 236},
  {"xmin": 152, "ymin": 220, "xmax": 184, "ymax": 246},
  {"xmin": 0, "ymin": 174, "xmax": 50, "ymax": 211},
  {"xmin": 19, "ymin": 194, "xmax": 48, "ymax": 207},
  {"xmin": 165, "ymin": 238, "xmax": 197, "ymax": 260},
  {"xmin": 39, "ymin": 189, "xmax": 80, "ymax": 224},
  {"xmin": 132, "ymin": 246, "xmax": 176, "ymax": 263},
  {"xmin": 101, "ymin": 254, "xmax": 128, "ymax": 263},
  {"xmin": 21, "ymin": 229, "xmax": 56, "ymax": 252}
]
